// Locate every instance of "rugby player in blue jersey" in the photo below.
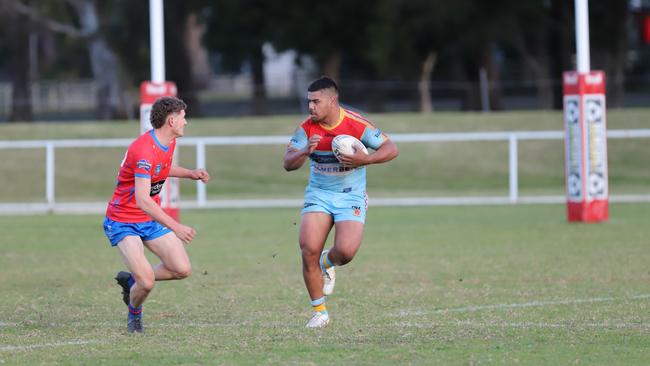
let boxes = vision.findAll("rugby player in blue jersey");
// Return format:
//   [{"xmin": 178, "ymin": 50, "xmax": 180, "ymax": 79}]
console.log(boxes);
[{"xmin": 284, "ymin": 77, "xmax": 399, "ymax": 327}]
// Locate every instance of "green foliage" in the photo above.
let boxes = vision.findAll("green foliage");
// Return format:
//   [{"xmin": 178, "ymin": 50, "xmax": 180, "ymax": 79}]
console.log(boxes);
[
  {"xmin": 201, "ymin": 0, "xmax": 283, "ymax": 72},
  {"xmin": 274, "ymin": 0, "xmax": 379, "ymax": 78},
  {"xmin": 368, "ymin": 0, "xmax": 471, "ymax": 78},
  {"xmin": 0, "ymin": 0, "xmax": 642, "ymax": 116},
  {"xmin": 103, "ymin": 0, "xmax": 150, "ymax": 85}
]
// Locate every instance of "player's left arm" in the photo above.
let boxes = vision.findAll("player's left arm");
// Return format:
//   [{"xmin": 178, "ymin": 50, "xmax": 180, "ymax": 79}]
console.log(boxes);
[
  {"xmin": 169, "ymin": 166, "xmax": 211, "ymax": 183},
  {"xmin": 339, "ymin": 127, "xmax": 399, "ymax": 167},
  {"xmin": 364, "ymin": 138, "xmax": 399, "ymax": 165}
]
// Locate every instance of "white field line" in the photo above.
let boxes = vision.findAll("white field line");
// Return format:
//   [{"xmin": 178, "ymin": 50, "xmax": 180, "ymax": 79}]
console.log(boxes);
[
  {"xmin": 2, "ymin": 294, "xmax": 648, "ymax": 337},
  {"xmin": 3, "ymin": 320, "xmax": 648, "ymax": 334},
  {"xmin": 0, "ymin": 340, "xmax": 99, "ymax": 352},
  {"xmin": 393, "ymin": 294, "xmax": 650, "ymax": 316},
  {"xmin": 395, "ymin": 320, "xmax": 650, "ymax": 330},
  {"xmin": 3, "ymin": 321, "xmax": 290, "ymax": 329}
]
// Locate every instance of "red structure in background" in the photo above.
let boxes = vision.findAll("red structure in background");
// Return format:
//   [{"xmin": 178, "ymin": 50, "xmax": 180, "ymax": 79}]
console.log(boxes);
[
  {"xmin": 563, "ymin": 71, "xmax": 608, "ymax": 222},
  {"xmin": 140, "ymin": 81, "xmax": 180, "ymax": 221},
  {"xmin": 644, "ymin": 15, "xmax": 650, "ymax": 44}
]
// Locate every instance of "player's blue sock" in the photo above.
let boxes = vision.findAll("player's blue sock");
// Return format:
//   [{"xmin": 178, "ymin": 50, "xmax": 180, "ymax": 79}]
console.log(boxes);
[
  {"xmin": 128, "ymin": 304, "xmax": 142, "ymax": 320},
  {"xmin": 320, "ymin": 251, "xmax": 334, "ymax": 272},
  {"xmin": 127, "ymin": 275, "xmax": 135, "ymax": 289},
  {"xmin": 311, "ymin": 297, "xmax": 328, "ymax": 315}
]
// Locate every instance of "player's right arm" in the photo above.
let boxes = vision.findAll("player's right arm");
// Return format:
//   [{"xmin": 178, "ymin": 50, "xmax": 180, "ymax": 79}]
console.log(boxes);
[
  {"xmin": 134, "ymin": 177, "xmax": 196, "ymax": 243},
  {"xmin": 283, "ymin": 126, "xmax": 321, "ymax": 171}
]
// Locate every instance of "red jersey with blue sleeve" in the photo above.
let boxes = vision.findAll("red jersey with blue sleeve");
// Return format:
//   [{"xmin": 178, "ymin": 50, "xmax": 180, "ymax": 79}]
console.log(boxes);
[
  {"xmin": 288, "ymin": 107, "xmax": 388, "ymax": 192},
  {"xmin": 106, "ymin": 129, "xmax": 176, "ymax": 223}
]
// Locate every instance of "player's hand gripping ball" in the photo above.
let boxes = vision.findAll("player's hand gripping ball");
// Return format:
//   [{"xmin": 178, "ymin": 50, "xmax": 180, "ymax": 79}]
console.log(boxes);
[{"xmin": 331, "ymin": 134, "xmax": 368, "ymax": 162}]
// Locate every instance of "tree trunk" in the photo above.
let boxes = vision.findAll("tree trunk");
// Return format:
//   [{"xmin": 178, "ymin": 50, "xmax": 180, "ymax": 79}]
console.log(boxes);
[
  {"xmin": 512, "ymin": 30, "xmax": 554, "ymax": 109},
  {"xmin": 185, "ymin": 12, "xmax": 212, "ymax": 89},
  {"xmin": 71, "ymin": 0, "xmax": 122, "ymax": 120},
  {"xmin": 251, "ymin": 46, "xmax": 268, "ymax": 115},
  {"xmin": 323, "ymin": 50, "xmax": 342, "ymax": 82},
  {"xmin": 9, "ymin": 11, "xmax": 33, "ymax": 122},
  {"xmin": 549, "ymin": 0, "xmax": 573, "ymax": 109},
  {"xmin": 604, "ymin": 0, "xmax": 628, "ymax": 108},
  {"xmin": 418, "ymin": 52, "xmax": 436, "ymax": 113},
  {"xmin": 450, "ymin": 53, "xmax": 478, "ymax": 111},
  {"xmin": 483, "ymin": 45, "xmax": 503, "ymax": 111},
  {"xmin": 165, "ymin": 1, "xmax": 202, "ymax": 116}
]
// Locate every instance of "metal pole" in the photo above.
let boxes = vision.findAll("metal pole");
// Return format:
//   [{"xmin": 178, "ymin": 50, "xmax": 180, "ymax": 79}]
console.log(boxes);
[
  {"xmin": 479, "ymin": 68, "xmax": 490, "ymax": 112},
  {"xmin": 196, "ymin": 140, "xmax": 206, "ymax": 206},
  {"xmin": 46, "ymin": 142, "xmax": 55, "ymax": 209},
  {"xmin": 508, "ymin": 134, "xmax": 518, "ymax": 203},
  {"xmin": 575, "ymin": 0, "xmax": 591, "ymax": 73},
  {"xmin": 149, "ymin": 0, "xmax": 165, "ymax": 83}
]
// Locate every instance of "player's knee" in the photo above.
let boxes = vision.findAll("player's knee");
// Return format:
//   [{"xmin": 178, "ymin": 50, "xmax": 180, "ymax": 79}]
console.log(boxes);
[
  {"xmin": 334, "ymin": 247, "xmax": 357, "ymax": 265},
  {"xmin": 174, "ymin": 263, "xmax": 192, "ymax": 279},
  {"xmin": 137, "ymin": 276, "xmax": 155, "ymax": 292},
  {"xmin": 337, "ymin": 255, "xmax": 353, "ymax": 266},
  {"xmin": 300, "ymin": 247, "xmax": 321, "ymax": 269},
  {"xmin": 300, "ymin": 243, "xmax": 320, "ymax": 259}
]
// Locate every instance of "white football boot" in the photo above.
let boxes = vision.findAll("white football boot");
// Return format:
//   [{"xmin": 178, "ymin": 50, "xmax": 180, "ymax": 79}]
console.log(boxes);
[
  {"xmin": 321, "ymin": 250, "xmax": 336, "ymax": 296},
  {"xmin": 306, "ymin": 312, "xmax": 330, "ymax": 328}
]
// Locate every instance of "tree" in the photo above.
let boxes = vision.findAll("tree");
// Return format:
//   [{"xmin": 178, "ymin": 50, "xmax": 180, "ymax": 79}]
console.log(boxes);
[
  {"xmin": 69, "ymin": 0, "xmax": 123, "ymax": 119},
  {"xmin": 547, "ymin": 0, "xmax": 574, "ymax": 109},
  {"xmin": 2, "ymin": 0, "xmax": 126, "ymax": 120},
  {"xmin": 164, "ymin": 1, "xmax": 204, "ymax": 116},
  {"xmin": 368, "ymin": 0, "xmax": 472, "ymax": 112},
  {"xmin": 201, "ymin": 0, "xmax": 284, "ymax": 115},
  {"xmin": 0, "ymin": 1, "xmax": 36, "ymax": 121},
  {"xmin": 276, "ymin": 0, "xmax": 376, "ymax": 81},
  {"xmin": 590, "ymin": 0, "xmax": 630, "ymax": 108}
]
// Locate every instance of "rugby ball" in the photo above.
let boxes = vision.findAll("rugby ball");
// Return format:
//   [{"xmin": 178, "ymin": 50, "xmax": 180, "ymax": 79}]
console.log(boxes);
[{"xmin": 331, "ymin": 134, "xmax": 368, "ymax": 161}]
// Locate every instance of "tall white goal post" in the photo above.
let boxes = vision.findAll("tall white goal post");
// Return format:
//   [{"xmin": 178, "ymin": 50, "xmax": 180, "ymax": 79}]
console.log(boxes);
[
  {"xmin": 139, "ymin": 0, "xmax": 181, "ymax": 220},
  {"xmin": 563, "ymin": 0, "xmax": 608, "ymax": 222}
]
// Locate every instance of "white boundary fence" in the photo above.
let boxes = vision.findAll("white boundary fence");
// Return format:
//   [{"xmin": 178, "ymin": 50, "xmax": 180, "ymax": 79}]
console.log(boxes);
[{"xmin": 2, "ymin": 129, "xmax": 650, "ymax": 215}]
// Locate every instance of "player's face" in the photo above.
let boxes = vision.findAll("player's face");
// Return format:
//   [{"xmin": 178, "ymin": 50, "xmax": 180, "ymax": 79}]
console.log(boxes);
[
  {"xmin": 170, "ymin": 109, "xmax": 187, "ymax": 137},
  {"xmin": 307, "ymin": 90, "xmax": 335, "ymax": 123}
]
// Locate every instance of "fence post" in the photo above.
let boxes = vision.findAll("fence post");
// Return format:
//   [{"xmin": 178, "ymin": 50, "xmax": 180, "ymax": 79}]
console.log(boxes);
[
  {"xmin": 479, "ymin": 67, "xmax": 490, "ymax": 112},
  {"xmin": 46, "ymin": 142, "xmax": 55, "ymax": 210},
  {"xmin": 508, "ymin": 134, "xmax": 518, "ymax": 203},
  {"xmin": 196, "ymin": 140, "xmax": 206, "ymax": 206}
]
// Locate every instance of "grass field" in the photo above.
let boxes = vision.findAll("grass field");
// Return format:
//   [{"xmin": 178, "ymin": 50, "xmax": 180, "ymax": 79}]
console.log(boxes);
[
  {"xmin": 1, "ymin": 109, "xmax": 649, "ymax": 203},
  {"xmin": 1, "ymin": 203, "xmax": 650, "ymax": 365}
]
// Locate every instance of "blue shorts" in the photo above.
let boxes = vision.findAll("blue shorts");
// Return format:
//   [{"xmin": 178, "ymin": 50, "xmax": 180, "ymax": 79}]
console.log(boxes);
[
  {"xmin": 103, "ymin": 217, "xmax": 172, "ymax": 247},
  {"xmin": 302, "ymin": 187, "xmax": 367, "ymax": 223}
]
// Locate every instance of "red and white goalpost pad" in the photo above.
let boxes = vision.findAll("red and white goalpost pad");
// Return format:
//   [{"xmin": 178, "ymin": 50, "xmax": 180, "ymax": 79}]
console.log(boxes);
[
  {"xmin": 140, "ymin": 81, "xmax": 180, "ymax": 221},
  {"xmin": 563, "ymin": 71, "xmax": 608, "ymax": 222}
]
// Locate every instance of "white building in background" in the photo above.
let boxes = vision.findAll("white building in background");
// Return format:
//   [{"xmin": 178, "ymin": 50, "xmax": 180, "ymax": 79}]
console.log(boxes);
[{"xmin": 263, "ymin": 43, "xmax": 316, "ymax": 98}]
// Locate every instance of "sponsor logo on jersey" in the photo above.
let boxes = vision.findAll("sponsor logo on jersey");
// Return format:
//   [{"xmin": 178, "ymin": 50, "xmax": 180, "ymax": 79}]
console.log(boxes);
[
  {"xmin": 154, "ymin": 163, "xmax": 162, "ymax": 176},
  {"xmin": 150, "ymin": 179, "xmax": 166, "ymax": 196},
  {"xmin": 137, "ymin": 159, "xmax": 152, "ymax": 171},
  {"xmin": 312, "ymin": 164, "xmax": 355, "ymax": 175},
  {"xmin": 310, "ymin": 153, "xmax": 339, "ymax": 164}
]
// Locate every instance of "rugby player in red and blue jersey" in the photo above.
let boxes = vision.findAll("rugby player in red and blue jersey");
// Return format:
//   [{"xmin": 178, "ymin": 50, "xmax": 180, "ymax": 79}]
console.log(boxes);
[
  {"xmin": 284, "ymin": 77, "xmax": 399, "ymax": 327},
  {"xmin": 103, "ymin": 96, "xmax": 210, "ymax": 333}
]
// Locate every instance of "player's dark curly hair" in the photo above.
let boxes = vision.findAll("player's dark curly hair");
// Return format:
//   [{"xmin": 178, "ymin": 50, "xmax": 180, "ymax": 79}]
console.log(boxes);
[
  {"xmin": 308, "ymin": 76, "xmax": 338, "ymax": 94},
  {"xmin": 150, "ymin": 96, "xmax": 187, "ymax": 129}
]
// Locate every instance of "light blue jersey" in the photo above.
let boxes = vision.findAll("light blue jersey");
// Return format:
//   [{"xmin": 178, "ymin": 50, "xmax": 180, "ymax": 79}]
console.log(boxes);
[{"xmin": 289, "ymin": 108, "xmax": 388, "ymax": 222}]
